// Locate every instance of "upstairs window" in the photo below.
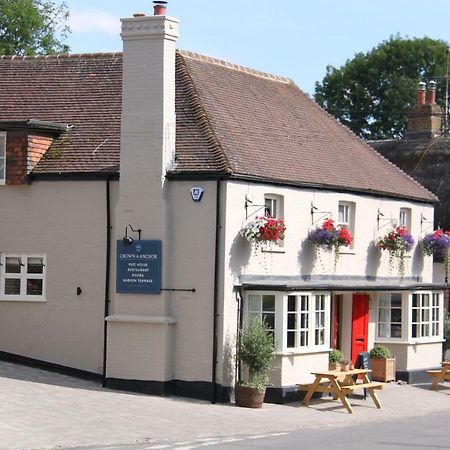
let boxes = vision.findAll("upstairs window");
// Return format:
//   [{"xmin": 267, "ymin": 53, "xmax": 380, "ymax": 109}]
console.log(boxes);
[
  {"xmin": 338, "ymin": 201, "xmax": 355, "ymax": 248},
  {"xmin": 399, "ymin": 208, "xmax": 412, "ymax": 231},
  {"xmin": 0, "ymin": 132, "xmax": 6, "ymax": 185},
  {"xmin": 0, "ymin": 254, "xmax": 46, "ymax": 301},
  {"xmin": 264, "ymin": 194, "xmax": 283, "ymax": 219}
]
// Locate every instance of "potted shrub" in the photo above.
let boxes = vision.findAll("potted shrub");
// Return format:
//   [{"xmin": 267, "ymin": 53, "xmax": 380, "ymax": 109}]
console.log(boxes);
[
  {"xmin": 235, "ymin": 319, "xmax": 276, "ymax": 408},
  {"xmin": 329, "ymin": 349, "xmax": 343, "ymax": 371},
  {"xmin": 370, "ymin": 345, "xmax": 396, "ymax": 382}
]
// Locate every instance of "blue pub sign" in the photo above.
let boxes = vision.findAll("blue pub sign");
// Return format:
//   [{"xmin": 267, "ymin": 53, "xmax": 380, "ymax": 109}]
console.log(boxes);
[{"xmin": 116, "ymin": 240, "xmax": 161, "ymax": 294}]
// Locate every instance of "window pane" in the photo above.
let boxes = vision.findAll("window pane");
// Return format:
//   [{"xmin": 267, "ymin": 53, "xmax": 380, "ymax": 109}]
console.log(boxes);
[
  {"xmin": 300, "ymin": 314, "xmax": 308, "ymax": 328},
  {"xmin": 391, "ymin": 293, "xmax": 402, "ymax": 307},
  {"xmin": 412, "ymin": 324, "xmax": 418, "ymax": 338},
  {"xmin": 288, "ymin": 295, "xmax": 296, "ymax": 311},
  {"xmin": 301, "ymin": 296, "xmax": 308, "ymax": 311},
  {"xmin": 262, "ymin": 295, "xmax": 275, "ymax": 311},
  {"xmin": 391, "ymin": 324, "xmax": 402, "ymax": 338},
  {"xmin": 315, "ymin": 329, "xmax": 325, "ymax": 345},
  {"xmin": 422, "ymin": 324, "xmax": 429, "ymax": 337},
  {"xmin": 0, "ymin": 135, "xmax": 5, "ymax": 157},
  {"xmin": 27, "ymin": 279, "xmax": 43, "ymax": 296},
  {"xmin": 412, "ymin": 308, "xmax": 418, "ymax": 322},
  {"xmin": 263, "ymin": 313, "xmax": 275, "ymax": 330},
  {"xmin": 412, "ymin": 294, "xmax": 418, "ymax": 308},
  {"xmin": 300, "ymin": 331, "xmax": 308, "ymax": 346},
  {"xmin": 391, "ymin": 309, "xmax": 402, "ymax": 323},
  {"xmin": 0, "ymin": 159, "xmax": 4, "ymax": 178},
  {"xmin": 422, "ymin": 294, "xmax": 430, "ymax": 307},
  {"xmin": 248, "ymin": 295, "xmax": 261, "ymax": 312},
  {"xmin": 5, "ymin": 257, "xmax": 21, "ymax": 274},
  {"xmin": 287, "ymin": 313, "xmax": 296, "ymax": 329},
  {"xmin": 378, "ymin": 308, "xmax": 389, "ymax": 322},
  {"xmin": 379, "ymin": 294, "xmax": 389, "ymax": 308},
  {"xmin": 422, "ymin": 309, "xmax": 429, "ymax": 322},
  {"xmin": 287, "ymin": 331, "xmax": 295, "ymax": 348},
  {"xmin": 5, "ymin": 278, "xmax": 20, "ymax": 295},
  {"xmin": 27, "ymin": 257, "xmax": 44, "ymax": 274},
  {"xmin": 378, "ymin": 323, "xmax": 388, "ymax": 338}
]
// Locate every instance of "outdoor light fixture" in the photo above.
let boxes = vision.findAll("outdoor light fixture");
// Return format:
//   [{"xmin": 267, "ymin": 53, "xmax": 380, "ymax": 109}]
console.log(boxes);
[{"xmin": 123, "ymin": 224, "xmax": 142, "ymax": 247}]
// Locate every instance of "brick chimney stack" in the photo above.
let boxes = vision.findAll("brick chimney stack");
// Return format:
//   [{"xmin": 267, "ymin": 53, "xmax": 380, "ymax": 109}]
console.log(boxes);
[{"xmin": 406, "ymin": 80, "xmax": 443, "ymax": 138}]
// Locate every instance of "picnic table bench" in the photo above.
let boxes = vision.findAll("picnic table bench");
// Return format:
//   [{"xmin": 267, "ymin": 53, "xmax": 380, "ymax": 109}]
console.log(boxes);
[
  {"xmin": 299, "ymin": 368, "xmax": 383, "ymax": 414},
  {"xmin": 427, "ymin": 361, "xmax": 450, "ymax": 390}
]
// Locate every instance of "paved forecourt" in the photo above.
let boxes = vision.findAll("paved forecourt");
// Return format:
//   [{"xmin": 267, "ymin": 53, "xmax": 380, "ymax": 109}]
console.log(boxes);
[{"xmin": 1, "ymin": 361, "xmax": 450, "ymax": 450}]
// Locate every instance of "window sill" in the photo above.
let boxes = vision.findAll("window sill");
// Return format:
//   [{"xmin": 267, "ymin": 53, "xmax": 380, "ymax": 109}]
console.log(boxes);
[
  {"xmin": 261, "ymin": 248, "xmax": 286, "ymax": 254},
  {"xmin": 375, "ymin": 338, "xmax": 444, "ymax": 345},
  {"xmin": 276, "ymin": 348, "xmax": 330, "ymax": 356},
  {"xmin": 0, "ymin": 297, "xmax": 46, "ymax": 303}
]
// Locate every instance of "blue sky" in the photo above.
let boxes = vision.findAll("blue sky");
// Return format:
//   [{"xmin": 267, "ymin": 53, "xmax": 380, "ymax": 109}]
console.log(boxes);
[{"xmin": 66, "ymin": 0, "xmax": 450, "ymax": 94}]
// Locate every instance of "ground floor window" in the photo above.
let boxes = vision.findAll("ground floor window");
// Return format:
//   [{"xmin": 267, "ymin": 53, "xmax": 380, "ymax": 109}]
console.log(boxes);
[
  {"xmin": 375, "ymin": 291, "xmax": 443, "ymax": 343},
  {"xmin": 245, "ymin": 291, "xmax": 330, "ymax": 353},
  {"xmin": 0, "ymin": 254, "xmax": 46, "ymax": 300}
]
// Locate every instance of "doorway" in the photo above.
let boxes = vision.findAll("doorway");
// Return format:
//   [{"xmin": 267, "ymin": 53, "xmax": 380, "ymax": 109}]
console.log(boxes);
[{"xmin": 351, "ymin": 294, "xmax": 369, "ymax": 364}]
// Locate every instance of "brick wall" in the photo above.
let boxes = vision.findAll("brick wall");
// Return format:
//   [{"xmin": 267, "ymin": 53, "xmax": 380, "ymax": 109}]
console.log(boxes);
[
  {"xmin": 4, "ymin": 130, "xmax": 54, "ymax": 185},
  {"xmin": 5, "ymin": 130, "xmax": 28, "ymax": 185}
]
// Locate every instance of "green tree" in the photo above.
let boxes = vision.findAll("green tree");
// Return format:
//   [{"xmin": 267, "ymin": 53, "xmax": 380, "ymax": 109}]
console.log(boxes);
[
  {"xmin": 0, "ymin": 0, "xmax": 70, "ymax": 55},
  {"xmin": 315, "ymin": 36, "xmax": 449, "ymax": 140}
]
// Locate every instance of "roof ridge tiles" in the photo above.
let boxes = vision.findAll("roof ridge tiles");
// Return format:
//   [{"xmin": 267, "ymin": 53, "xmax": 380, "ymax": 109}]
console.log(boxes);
[
  {"xmin": 177, "ymin": 49, "xmax": 294, "ymax": 85},
  {"xmin": 0, "ymin": 52, "xmax": 123, "ymax": 60}
]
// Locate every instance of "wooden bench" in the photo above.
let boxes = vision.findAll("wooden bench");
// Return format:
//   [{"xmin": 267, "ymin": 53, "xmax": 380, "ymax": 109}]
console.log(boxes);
[
  {"xmin": 427, "ymin": 362, "xmax": 450, "ymax": 390},
  {"xmin": 341, "ymin": 382, "xmax": 383, "ymax": 392}
]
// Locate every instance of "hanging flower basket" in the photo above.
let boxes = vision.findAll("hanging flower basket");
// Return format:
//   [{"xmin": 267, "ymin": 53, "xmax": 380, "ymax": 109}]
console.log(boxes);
[
  {"xmin": 240, "ymin": 216, "xmax": 286, "ymax": 248},
  {"xmin": 421, "ymin": 229, "xmax": 450, "ymax": 281},
  {"xmin": 378, "ymin": 226, "xmax": 414, "ymax": 277},
  {"xmin": 307, "ymin": 218, "xmax": 352, "ymax": 267}
]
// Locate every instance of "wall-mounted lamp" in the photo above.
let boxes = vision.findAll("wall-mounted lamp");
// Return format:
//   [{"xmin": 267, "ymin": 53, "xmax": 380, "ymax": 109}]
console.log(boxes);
[{"xmin": 123, "ymin": 224, "xmax": 142, "ymax": 247}]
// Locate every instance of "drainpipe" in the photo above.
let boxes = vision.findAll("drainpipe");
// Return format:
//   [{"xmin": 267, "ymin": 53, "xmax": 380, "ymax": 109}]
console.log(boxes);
[
  {"xmin": 211, "ymin": 179, "xmax": 222, "ymax": 403},
  {"xmin": 102, "ymin": 178, "xmax": 112, "ymax": 386}
]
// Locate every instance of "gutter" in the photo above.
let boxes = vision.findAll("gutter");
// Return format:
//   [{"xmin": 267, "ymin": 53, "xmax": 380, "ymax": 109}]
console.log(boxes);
[
  {"xmin": 211, "ymin": 179, "xmax": 222, "ymax": 403},
  {"xmin": 102, "ymin": 178, "xmax": 112, "ymax": 386}
]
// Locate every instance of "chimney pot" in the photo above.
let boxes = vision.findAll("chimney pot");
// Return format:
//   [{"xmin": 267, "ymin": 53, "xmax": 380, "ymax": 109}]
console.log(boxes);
[
  {"xmin": 416, "ymin": 81, "xmax": 426, "ymax": 106},
  {"xmin": 153, "ymin": 1, "xmax": 167, "ymax": 16},
  {"xmin": 426, "ymin": 80, "xmax": 437, "ymax": 105}
]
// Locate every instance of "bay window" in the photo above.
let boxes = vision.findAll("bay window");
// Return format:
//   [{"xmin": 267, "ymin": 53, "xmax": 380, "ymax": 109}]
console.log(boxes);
[
  {"xmin": 411, "ymin": 292, "xmax": 441, "ymax": 339},
  {"xmin": 245, "ymin": 291, "xmax": 330, "ymax": 353}
]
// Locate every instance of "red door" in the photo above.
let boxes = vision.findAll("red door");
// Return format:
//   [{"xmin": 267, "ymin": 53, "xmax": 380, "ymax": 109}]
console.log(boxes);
[{"xmin": 351, "ymin": 294, "xmax": 369, "ymax": 364}]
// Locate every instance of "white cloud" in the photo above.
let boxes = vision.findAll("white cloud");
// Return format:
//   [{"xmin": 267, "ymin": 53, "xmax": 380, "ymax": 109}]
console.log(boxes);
[{"xmin": 69, "ymin": 10, "xmax": 120, "ymax": 36}]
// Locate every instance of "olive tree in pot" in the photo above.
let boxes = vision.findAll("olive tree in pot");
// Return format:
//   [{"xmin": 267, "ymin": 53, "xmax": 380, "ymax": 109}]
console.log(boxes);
[
  {"xmin": 370, "ymin": 345, "xmax": 396, "ymax": 382},
  {"xmin": 235, "ymin": 319, "xmax": 275, "ymax": 408}
]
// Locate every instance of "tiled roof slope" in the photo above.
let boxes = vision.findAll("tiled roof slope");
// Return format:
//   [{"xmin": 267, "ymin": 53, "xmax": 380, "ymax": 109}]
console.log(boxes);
[
  {"xmin": 0, "ymin": 51, "xmax": 436, "ymax": 203},
  {"xmin": 0, "ymin": 53, "xmax": 122, "ymax": 174},
  {"xmin": 177, "ymin": 51, "xmax": 436, "ymax": 203},
  {"xmin": 370, "ymin": 137, "xmax": 450, "ymax": 228}
]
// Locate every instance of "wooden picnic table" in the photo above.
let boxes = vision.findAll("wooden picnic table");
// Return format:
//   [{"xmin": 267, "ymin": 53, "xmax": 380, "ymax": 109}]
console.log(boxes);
[
  {"xmin": 300, "ymin": 368, "xmax": 383, "ymax": 414},
  {"xmin": 427, "ymin": 361, "xmax": 450, "ymax": 390}
]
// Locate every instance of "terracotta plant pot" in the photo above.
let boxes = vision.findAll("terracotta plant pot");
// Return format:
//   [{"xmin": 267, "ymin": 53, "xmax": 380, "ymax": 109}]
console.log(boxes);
[
  {"xmin": 329, "ymin": 362, "xmax": 340, "ymax": 371},
  {"xmin": 234, "ymin": 384, "xmax": 266, "ymax": 408},
  {"xmin": 340, "ymin": 361, "xmax": 350, "ymax": 372}
]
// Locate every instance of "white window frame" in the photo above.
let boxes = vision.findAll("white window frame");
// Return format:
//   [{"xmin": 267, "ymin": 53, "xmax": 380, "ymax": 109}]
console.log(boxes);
[
  {"xmin": 376, "ymin": 292, "xmax": 404, "ymax": 340},
  {"xmin": 0, "ymin": 254, "xmax": 47, "ymax": 302},
  {"xmin": 0, "ymin": 131, "xmax": 6, "ymax": 185},
  {"xmin": 244, "ymin": 291, "xmax": 330, "ymax": 354},
  {"xmin": 263, "ymin": 194, "xmax": 284, "ymax": 248},
  {"xmin": 409, "ymin": 291, "xmax": 443, "ymax": 343},
  {"xmin": 338, "ymin": 201, "xmax": 355, "ymax": 249},
  {"xmin": 399, "ymin": 207, "xmax": 412, "ymax": 231},
  {"xmin": 283, "ymin": 291, "xmax": 330, "ymax": 353}
]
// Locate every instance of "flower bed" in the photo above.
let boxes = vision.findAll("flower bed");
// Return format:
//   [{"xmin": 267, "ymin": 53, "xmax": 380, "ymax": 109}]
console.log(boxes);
[{"xmin": 378, "ymin": 226, "xmax": 414, "ymax": 277}]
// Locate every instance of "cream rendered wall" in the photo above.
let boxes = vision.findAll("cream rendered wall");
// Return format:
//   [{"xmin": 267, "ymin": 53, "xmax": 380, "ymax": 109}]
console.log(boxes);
[
  {"xmin": 0, "ymin": 180, "xmax": 107, "ymax": 373},
  {"xmin": 220, "ymin": 180, "xmax": 435, "ymax": 387},
  {"xmin": 379, "ymin": 342, "xmax": 442, "ymax": 370}
]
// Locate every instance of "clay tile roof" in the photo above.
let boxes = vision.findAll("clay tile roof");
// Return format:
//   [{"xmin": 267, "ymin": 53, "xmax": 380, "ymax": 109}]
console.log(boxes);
[
  {"xmin": 0, "ymin": 51, "xmax": 437, "ymax": 203},
  {"xmin": 176, "ymin": 51, "xmax": 437, "ymax": 203}
]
